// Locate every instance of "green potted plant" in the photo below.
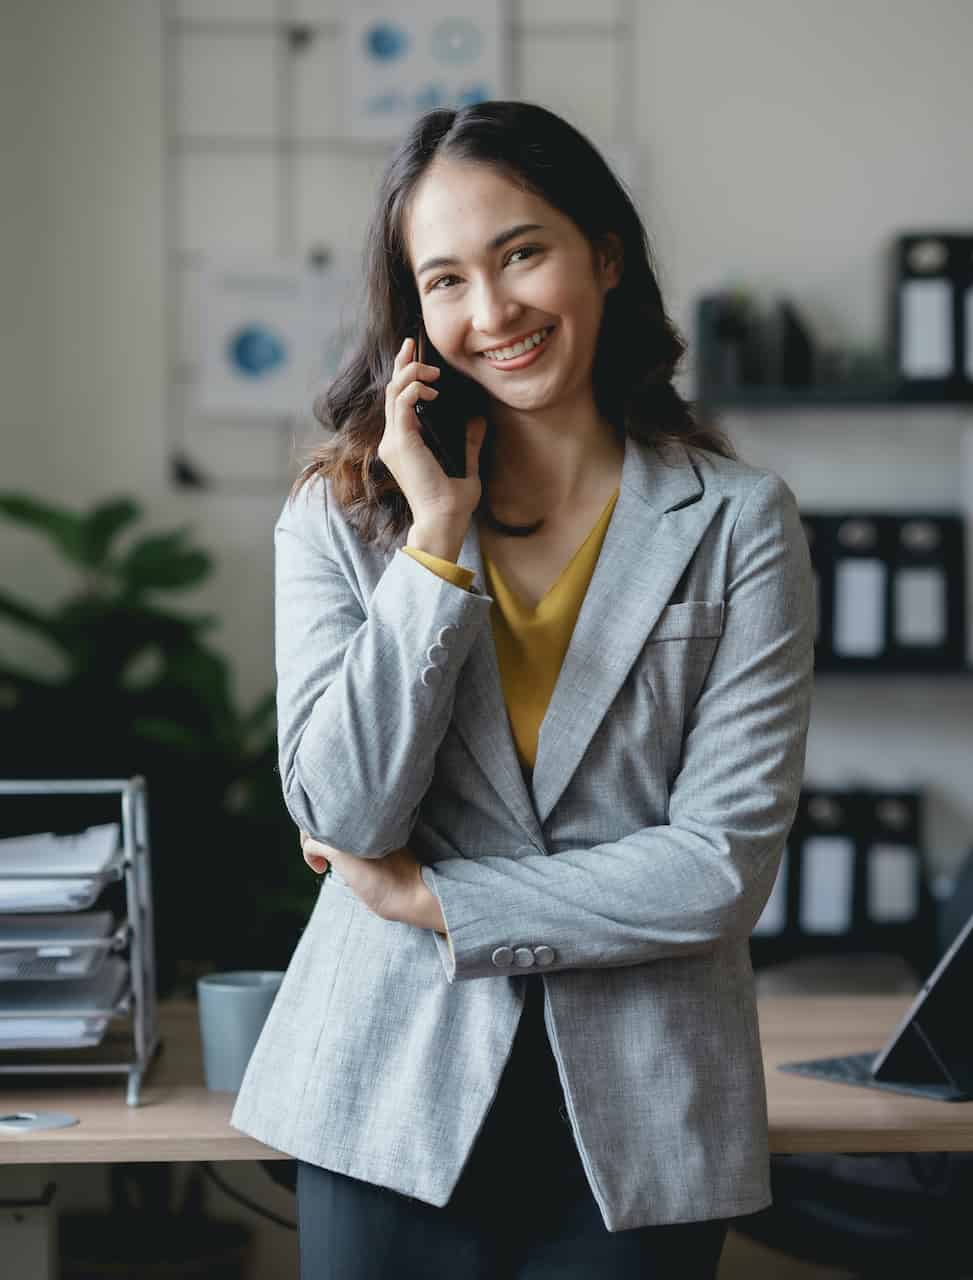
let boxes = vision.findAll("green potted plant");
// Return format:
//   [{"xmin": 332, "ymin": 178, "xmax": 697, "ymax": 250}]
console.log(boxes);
[{"xmin": 0, "ymin": 492, "xmax": 315, "ymax": 994}]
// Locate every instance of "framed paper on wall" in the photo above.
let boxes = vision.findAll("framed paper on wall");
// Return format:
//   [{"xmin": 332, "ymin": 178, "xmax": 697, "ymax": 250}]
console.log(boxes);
[{"xmin": 340, "ymin": 0, "xmax": 510, "ymax": 141}]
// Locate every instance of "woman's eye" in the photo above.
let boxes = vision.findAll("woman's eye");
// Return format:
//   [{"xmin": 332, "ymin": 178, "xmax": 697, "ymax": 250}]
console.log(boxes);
[
  {"xmin": 428, "ymin": 247, "xmax": 539, "ymax": 292},
  {"xmin": 507, "ymin": 245, "xmax": 539, "ymax": 265}
]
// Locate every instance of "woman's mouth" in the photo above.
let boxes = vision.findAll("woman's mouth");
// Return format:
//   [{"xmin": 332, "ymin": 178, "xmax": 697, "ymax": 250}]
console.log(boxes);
[{"xmin": 476, "ymin": 325, "xmax": 555, "ymax": 371}]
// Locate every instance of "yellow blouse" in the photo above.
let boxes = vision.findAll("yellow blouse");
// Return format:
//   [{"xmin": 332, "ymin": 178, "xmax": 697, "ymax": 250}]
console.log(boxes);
[
  {"xmin": 401, "ymin": 487, "xmax": 621, "ymax": 956},
  {"xmin": 402, "ymin": 486, "xmax": 614, "ymax": 768}
]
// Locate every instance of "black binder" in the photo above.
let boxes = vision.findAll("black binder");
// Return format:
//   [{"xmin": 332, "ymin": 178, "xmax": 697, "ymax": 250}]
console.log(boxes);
[
  {"xmin": 801, "ymin": 511, "xmax": 966, "ymax": 672},
  {"xmin": 892, "ymin": 231, "xmax": 973, "ymax": 402}
]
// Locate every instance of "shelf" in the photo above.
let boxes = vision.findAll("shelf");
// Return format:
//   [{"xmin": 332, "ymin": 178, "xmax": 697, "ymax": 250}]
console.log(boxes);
[{"xmin": 696, "ymin": 384, "xmax": 973, "ymax": 410}]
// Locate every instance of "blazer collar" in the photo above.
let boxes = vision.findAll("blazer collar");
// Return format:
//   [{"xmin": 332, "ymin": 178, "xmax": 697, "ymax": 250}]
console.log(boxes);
[{"xmin": 450, "ymin": 436, "xmax": 722, "ymax": 839}]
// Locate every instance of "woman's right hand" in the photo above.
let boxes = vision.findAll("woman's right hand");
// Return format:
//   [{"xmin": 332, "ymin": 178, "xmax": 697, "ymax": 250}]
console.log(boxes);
[{"xmin": 378, "ymin": 337, "xmax": 487, "ymax": 531}]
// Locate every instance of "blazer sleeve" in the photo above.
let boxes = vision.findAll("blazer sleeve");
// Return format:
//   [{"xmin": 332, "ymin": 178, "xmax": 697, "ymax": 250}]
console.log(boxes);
[
  {"xmin": 420, "ymin": 472, "xmax": 816, "ymax": 982},
  {"xmin": 275, "ymin": 481, "xmax": 492, "ymax": 855}
]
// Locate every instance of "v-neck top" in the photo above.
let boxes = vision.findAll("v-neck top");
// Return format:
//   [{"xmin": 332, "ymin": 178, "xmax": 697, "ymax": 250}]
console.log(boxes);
[{"xmin": 401, "ymin": 486, "xmax": 620, "ymax": 774}]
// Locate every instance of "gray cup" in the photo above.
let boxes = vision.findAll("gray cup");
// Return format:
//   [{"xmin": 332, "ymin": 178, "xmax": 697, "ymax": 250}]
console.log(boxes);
[{"xmin": 197, "ymin": 970, "xmax": 284, "ymax": 1092}]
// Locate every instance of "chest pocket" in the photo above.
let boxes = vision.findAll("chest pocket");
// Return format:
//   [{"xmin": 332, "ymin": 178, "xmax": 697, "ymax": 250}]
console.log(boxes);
[
  {"xmin": 648, "ymin": 600, "xmax": 724, "ymax": 642},
  {"xmin": 638, "ymin": 601, "xmax": 725, "ymax": 776}
]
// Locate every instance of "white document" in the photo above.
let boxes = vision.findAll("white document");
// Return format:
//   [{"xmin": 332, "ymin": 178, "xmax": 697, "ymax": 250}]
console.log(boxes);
[
  {"xmin": 0, "ymin": 958, "xmax": 127, "ymax": 1048},
  {"xmin": 0, "ymin": 823, "xmax": 119, "ymax": 912},
  {"xmin": 341, "ymin": 0, "xmax": 508, "ymax": 141},
  {"xmin": 894, "ymin": 566, "xmax": 946, "ymax": 646},
  {"xmin": 867, "ymin": 844, "xmax": 918, "ymax": 923},
  {"xmin": 800, "ymin": 835, "xmax": 855, "ymax": 934},
  {"xmin": 900, "ymin": 278, "xmax": 952, "ymax": 379},
  {"xmin": 0, "ymin": 913, "xmax": 114, "ymax": 980},
  {"xmin": 198, "ymin": 257, "xmax": 317, "ymax": 418},
  {"xmin": 0, "ymin": 1018, "xmax": 96, "ymax": 1044},
  {"xmin": 833, "ymin": 558, "xmax": 886, "ymax": 658},
  {"xmin": 196, "ymin": 255, "xmax": 358, "ymax": 418}
]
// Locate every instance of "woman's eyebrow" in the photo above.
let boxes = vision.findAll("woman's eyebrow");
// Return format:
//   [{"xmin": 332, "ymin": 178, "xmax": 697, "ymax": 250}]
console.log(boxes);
[{"xmin": 415, "ymin": 223, "xmax": 545, "ymax": 277}]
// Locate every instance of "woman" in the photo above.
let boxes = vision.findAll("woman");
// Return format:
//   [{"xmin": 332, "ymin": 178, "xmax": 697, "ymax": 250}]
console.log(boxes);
[{"xmin": 231, "ymin": 101, "xmax": 815, "ymax": 1278}]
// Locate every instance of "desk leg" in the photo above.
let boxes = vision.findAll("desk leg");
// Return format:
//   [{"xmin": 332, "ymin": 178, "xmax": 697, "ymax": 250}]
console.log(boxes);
[{"xmin": 0, "ymin": 1166, "xmax": 58, "ymax": 1279}]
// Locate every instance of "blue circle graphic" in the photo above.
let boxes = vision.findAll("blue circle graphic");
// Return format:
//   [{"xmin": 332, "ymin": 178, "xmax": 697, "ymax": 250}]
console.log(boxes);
[
  {"xmin": 430, "ymin": 18, "xmax": 481, "ymax": 65},
  {"xmin": 228, "ymin": 326, "xmax": 287, "ymax": 378},
  {"xmin": 364, "ymin": 22, "xmax": 409, "ymax": 61}
]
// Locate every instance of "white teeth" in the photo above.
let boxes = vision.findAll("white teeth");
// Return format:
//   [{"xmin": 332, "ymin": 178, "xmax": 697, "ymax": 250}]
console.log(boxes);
[{"xmin": 482, "ymin": 327, "xmax": 550, "ymax": 361}]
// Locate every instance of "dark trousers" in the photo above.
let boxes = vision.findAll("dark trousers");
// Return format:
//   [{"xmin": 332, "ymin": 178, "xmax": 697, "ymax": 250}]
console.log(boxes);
[{"xmin": 296, "ymin": 979, "xmax": 729, "ymax": 1278}]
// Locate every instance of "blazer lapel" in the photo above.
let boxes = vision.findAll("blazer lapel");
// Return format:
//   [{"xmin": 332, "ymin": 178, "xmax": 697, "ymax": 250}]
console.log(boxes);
[
  {"xmin": 450, "ymin": 534, "xmax": 545, "ymax": 845},
  {"xmin": 451, "ymin": 437, "xmax": 723, "ymax": 839},
  {"xmin": 532, "ymin": 441, "xmax": 722, "ymax": 824}
]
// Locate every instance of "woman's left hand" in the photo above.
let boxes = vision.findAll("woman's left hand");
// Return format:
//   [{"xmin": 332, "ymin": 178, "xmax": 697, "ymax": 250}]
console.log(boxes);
[{"xmin": 299, "ymin": 831, "xmax": 425, "ymax": 923}]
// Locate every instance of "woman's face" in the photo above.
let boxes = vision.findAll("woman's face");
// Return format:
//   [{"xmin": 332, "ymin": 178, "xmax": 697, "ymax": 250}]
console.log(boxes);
[{"xmin": 404, "ymin": 159, "xmax": 620, "ymax": 417}]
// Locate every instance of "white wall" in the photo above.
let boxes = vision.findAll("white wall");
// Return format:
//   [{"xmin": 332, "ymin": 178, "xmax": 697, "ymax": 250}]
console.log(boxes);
[
  {"xmin": 0, "ymin": 0, "xmax": 282, "ymax": 715},
  {"xmin": 2, "ymin": 0, "xmax": 972, "ymax": 875},
  {"xmin": 637, "ymin": 0, "xmax": 973, "ymax": 874}
]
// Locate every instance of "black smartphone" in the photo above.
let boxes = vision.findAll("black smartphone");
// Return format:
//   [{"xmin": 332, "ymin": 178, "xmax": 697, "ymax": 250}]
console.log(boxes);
[{"xmin": 413, "ymin": 322, "xmax": 489, "ymax": 479}]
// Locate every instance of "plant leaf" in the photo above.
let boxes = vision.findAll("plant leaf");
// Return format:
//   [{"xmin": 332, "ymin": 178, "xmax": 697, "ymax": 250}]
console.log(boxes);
[
  {"xmin": 0, "ymin": 494, "xmax": 89, "ymax": 566},
  {"xmin": 82, "ymin": 497, "xmax": 141, "ymax": 565},
  {"xmin": 0, "ymin": 587, "xmax": 52, "ymax": 637},
  {"xmin": 117, "ymin": 529, "xmax": 212, "ymax": 592}
]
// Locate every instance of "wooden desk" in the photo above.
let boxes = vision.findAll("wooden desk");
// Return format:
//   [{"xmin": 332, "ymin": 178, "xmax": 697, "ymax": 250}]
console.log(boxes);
[{"xmin": 1, "ymin": 995, "xmax": 972, "ymax": 1164}]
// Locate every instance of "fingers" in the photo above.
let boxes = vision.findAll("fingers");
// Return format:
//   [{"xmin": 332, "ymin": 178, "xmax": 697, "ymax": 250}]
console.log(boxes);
[
  {"xmin": 299, "ymin": 829, "xmax": 331, "ymax": 875},
  {"xmin": 389, "ymin": 339, "xmax": 441, "ymax": 398},
  {"xmin": 382, "ymin": 352, "xmax": 441, "ymax": 454},
  {"xmin": 394, "ymin": 336, "xmax": 414, "ymax": 369},
  {"xmin": 388, "ymin": 365, "xmax": 441, "ymax": 405},
  {"xmin": 402, "ymin": 380, "xmax": 439, "ymax": 408}
]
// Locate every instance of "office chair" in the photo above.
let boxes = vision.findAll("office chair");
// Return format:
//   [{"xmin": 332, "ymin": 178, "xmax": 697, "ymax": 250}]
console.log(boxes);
[{"xmin": 734, "ymin": 846, "xmax": 973, "ymax": 1279}]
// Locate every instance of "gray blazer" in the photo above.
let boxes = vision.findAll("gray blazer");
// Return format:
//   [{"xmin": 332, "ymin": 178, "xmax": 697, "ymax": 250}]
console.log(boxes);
[{"xmin": 230, "ymin": 434, "xmax": 815, "ymax": 1232}]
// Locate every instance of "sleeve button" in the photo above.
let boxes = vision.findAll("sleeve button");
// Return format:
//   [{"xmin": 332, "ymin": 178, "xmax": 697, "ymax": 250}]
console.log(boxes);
[
  {"xmin": 513, "ymin": 947, "xmax": 536, "ymax": 968},
  {"xmin": 491, "ymin": 947, "xmax": 514, "ymax": 967},
  {"xmin": 533, "ymin": 946, "xmax": 555, "ymax": 966}
]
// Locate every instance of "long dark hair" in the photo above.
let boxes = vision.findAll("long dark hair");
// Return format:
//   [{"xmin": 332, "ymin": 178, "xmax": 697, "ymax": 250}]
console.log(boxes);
[{"xmin": 292, "ymin": 100, "xmax": 735, "ymax": 549}]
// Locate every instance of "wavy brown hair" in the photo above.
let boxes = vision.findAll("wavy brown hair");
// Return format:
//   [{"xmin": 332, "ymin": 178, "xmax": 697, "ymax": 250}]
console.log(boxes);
[{"xmin": 292, "ymin": 100, "xmax": 735, "ymax": 549}]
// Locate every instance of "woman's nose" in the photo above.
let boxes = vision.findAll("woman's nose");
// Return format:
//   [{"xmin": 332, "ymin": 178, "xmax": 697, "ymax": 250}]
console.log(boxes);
[{"xmin": 471, "ymin": 284, "xmax": 522, "ymax": 336}]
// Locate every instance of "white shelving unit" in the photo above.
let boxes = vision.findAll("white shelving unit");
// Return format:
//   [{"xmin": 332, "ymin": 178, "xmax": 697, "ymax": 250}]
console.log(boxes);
[{"xmin": 0, "ymin": 778, "xmax": 160, "ymax": 1108}]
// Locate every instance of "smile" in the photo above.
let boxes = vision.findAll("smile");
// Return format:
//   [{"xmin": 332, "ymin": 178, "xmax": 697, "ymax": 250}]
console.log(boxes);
[{"xmin": 476, "ymin": 325, "xmax": 555, "ymax": 370}]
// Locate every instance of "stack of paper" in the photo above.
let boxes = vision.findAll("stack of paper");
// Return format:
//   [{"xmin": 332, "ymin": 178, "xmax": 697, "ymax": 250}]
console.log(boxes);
[
  {"xmin": 0, "ymin": 912, "xmax": 115, "ymax": 980},
  {"xmin": 0, "ymin": 956, "xmax": 128, "ymax": 1048},
  {"xmin": 0, "ymin": 823, "xmax": 120, "ymax": 912}
]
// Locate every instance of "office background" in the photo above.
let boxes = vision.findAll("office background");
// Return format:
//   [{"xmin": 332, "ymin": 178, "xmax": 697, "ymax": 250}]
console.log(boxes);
[
  {"xmin": 3, "ymin": 0, "xmax": 972, "ymax": 879},
  {"xmin": 1, "ymin": 2, "xmax": 972, "ymax": 1277}
]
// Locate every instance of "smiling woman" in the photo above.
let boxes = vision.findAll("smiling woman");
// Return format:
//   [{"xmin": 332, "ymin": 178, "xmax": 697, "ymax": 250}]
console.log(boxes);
[
  {"xmin": 292, "ymin": 99, "xmax": 735, "ymax": 547},
  {"xmin": 229, "ymin": 99, "xmax": 814, "ymax": 1280}
]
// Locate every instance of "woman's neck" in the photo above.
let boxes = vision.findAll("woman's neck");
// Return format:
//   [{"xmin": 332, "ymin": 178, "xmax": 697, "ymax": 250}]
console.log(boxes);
[{"xmin": 485, "ymin": 412, "xmax": 624, "ymax": 523}]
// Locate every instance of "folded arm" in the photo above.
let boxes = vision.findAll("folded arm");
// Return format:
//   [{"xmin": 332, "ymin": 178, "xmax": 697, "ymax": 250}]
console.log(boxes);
[
  {"xmin": 419, "ymin": 473, "xmax": 816, "ymax": 982},
  {"xmin": 275, "ymin": 482, "xmax": 491, "ymax": 856}
]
